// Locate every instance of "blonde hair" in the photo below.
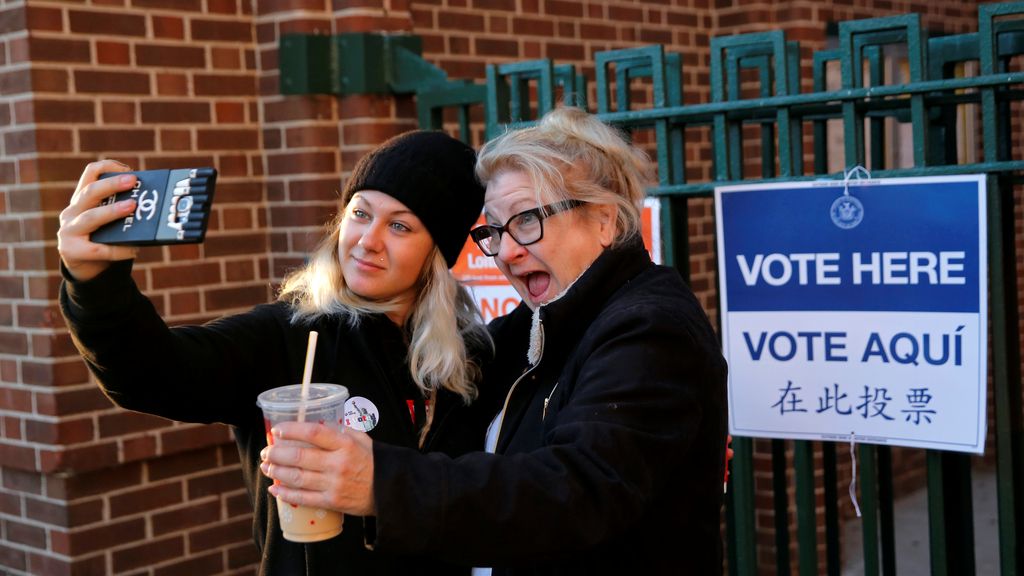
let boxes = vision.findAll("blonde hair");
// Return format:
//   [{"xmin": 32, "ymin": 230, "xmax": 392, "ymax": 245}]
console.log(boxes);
[
  {"xmin": 277, "ymin": 210, "xmax": 490, "ymax": 409},
  {"xmin": 476, "ymin": 106, "xmax": 654, "ymax": 244}
]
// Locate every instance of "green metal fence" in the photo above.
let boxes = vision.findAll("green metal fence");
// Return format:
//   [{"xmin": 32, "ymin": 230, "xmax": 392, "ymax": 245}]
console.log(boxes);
[{"xmin": 281, "ymin": 3, "xmax": 1023, "ymax": 573}]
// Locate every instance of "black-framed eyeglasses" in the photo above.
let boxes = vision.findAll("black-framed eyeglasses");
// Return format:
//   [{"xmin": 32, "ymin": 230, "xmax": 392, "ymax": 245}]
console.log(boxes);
[{"xmin": 470, "ymin": 200, "xmax": 585, "ymax": 257}]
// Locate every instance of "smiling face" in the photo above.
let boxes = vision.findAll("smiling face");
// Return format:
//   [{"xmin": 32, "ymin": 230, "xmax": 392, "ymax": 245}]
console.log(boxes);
[
  {"xmin": 484, "ymin": 170, "xmax": 616, "ymax": 309},
  {"xmin": 338, "ymin": 191, "xmax": 435, "ymax": 322}
]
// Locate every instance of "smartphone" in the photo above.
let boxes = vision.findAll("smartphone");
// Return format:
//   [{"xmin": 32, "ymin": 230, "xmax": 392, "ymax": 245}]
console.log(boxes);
[{"xmin": 90, "ymin": 168, "xmax": 217, "ymax": 246}]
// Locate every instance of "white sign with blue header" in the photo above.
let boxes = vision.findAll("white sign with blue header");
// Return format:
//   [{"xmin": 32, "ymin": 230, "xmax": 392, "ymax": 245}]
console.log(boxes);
[{"xmin": 715, "ymin": 175, "xmax": 988, "ymax": 454}]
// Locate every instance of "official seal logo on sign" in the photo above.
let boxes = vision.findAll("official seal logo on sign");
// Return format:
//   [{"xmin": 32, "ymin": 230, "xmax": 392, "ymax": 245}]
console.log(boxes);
[
  {"xmin": 344, "ymin": 397, "xmax": 380, "ymax": 432},
  {"xmin": 830, "ymin": 194, "xmax": 864, "ymax": 230}
]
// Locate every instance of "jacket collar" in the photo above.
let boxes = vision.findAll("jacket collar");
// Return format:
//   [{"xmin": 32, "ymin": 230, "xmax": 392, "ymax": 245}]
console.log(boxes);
[{"xmin": 526, "ymin": 235, "xmax": 652, "ymax": 365}]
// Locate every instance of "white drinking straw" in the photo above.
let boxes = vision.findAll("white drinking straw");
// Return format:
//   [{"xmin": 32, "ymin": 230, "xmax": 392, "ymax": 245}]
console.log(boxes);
[{"xmin": 296, "ymin": 331, "xmax": 318, "ymax": 423}]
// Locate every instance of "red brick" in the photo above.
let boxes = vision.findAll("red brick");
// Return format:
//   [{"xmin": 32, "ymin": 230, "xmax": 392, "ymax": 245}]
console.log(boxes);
[
  {"xmin": 96, "ymin": 40, "xmax": 131, "ymax": 65},
  {"xmin": 152, "ymin": 500, "xmax": 222, "ymax": 535},
  {"xmin": 0, "ymin": 331, "xmax": 28, "ymax": 355},
  {"xmin": 25, "ymin": 417, "xmax": 94, "ymax": 444},
  {"xmin": 151, "ymin": 262, "xmax": 222, "ymax": 289},
  {"xmin": 0, "ymin": 442, "xmax": 35, "ymax": 469},
  {"xmin": 110, "ymin": 482, "xmax": 183, "ymax": 518},
  {"xmin": 39, "ymin": 441, "xmax": 119, "ymax": 474},
  {"xmin": 188, "ymin": 517, "xmax": 251, "ymax": 553},
  {"xmin": 474, "ymin": 37, "xmax": 518, "ymax": 57},
  {"xmin": 266, "ymin": 150, "xmax": 335, "ymax": 176},
  {"xmin": 141, "ymin": 101, "xmax": 212, "ymax": 124},
  {"xmin": 0, "ymin": 69, "xmax": 31, "ymax": 95},
  {"xmin": 74, "ymin": 70, "xmax": 150, "ymax": 95},
  {"xmin": 31, "ymin": 332, "xmax": 79, "ymax": 358},
  {"xmin": 438, "ymin": 11, "xmax": 484, "ymax": 31},
  {"xmin": 136, "ymin": 43, "xmax": 205, "ymax": 68},
  {"xmin": 513, "ymin": 16, "xmax": 554, "ymax": 36},
  {"xmin": 197, "ymin": 128, "xmax": 259, "ymax": 150},
  {"xmin": 263, "ymin": 98, "xmax": 335, "ymax": 123},
  {"xmin": 26, "ymin": 6, "xmax": 62, "ymax": 32},
  {"xmin": 211, "ymin": 46, "xmax": 242, "ymax": 69},
  {"xmin": 64, "ymin": 517, "xmax": 145, "ymax": 556},
  {"xmin": 30, "ymin": 99, "xmax": 94, "ymax": 123},
  {"xmin": 29, "ymin": 552, "xmax": 107, "ymax": 576},
  {"xmin": 154, "ymin": 551, "xmax": 225, "ymax": 576},
  {"xmin": 0, "ymin": 543, "xmax": 27, "ymax": 573},
  {"xmin": 151, "ymin": 15, "xmax": 185, "ymax": 40},
  {"xmin": 156, "ymin": 72, "xmax": 190, "ymax": 96},
  {"xmin": 36, "ymin": 387, "xmax": 113, "ymax": 418},
  {"xmin": 122, "ymin": 434, "xmax": 158, "ymax": 461},
  {"xmin": 194, "ymin": 74, "xmax": 256, "ymax": 96},
  {"xmin": 161, "ymin": 129, "xmax": 192, "ymax": 151},
  {"xmin": 3, "ymin": 415, "xmax": 23, "ymax": 440},
  {"xmin": 2, "ymin": 467, "xmax": 41, "ymax": 494},
  {"xmin": 147, "ymin": 446, "xmax": 220, "ymax": 482},
  {"xmin": 33, "ymin": 128, "xmax": 75, "ymax": 153},
  {"xmin": 225, "ymin": 260, "xmax": 256, "ymax": 282},
  {"xmin": 268, "ymin": 204, "xmax": 334, "ymax": 228},
  {"xmin": 27, "ymin": 37, "xmax": 91, "ymax": 63},
  {"xmin": 134, "ymin": 0, "xmax": 203, "ymax": 9},
  {"xmin": 6, "ymin": 518, "xmax": 47, "ymax": 548},
  {"xmin": 289, "ymin": 178, "xmax": 341, "ymax": 202},
  {"xmin": 0, "ymin": 491, "xmax": 20, "ymax": 515},
  {"xmin": 114, "ymin": 536, "xmax": 186, "ymax": 573},
  {"xmin": 283, "ymin": 126, "xmax": 339, "ymax": 149},
  {"xmin": 204, "ymin": 284, "xmax": 270, "ymax": 312},
  {"xmin": 69, "ymin": 10, "xmax": 145, "ymax": 36},
  {"xmin": 98, "ymin": 410, "xmax": 170, "ymax": 437},
  {"xmin": 215, "ymin": 101, "xmax": 246, "ymax": 123},
  {"xmin": 80, "ymin": 129, "xmax": 155, "ymax": 153},
  {"xmin": 25, "ymin": 496, "xmax": 104, "ymax": 528},
  {"xmin": 21, "ymin": 359, "xmax": 89, "ymax": 387},
  {"xmin": 0, "ymin": 387, "xmax": 31, "ymax": 411},
  {"xmin": 191, "ymin": 19, "xmax": 252, "ymax": 42},
  {"xmin": 161, "ymin": 424, "xmax": 233, "ymax": 455},
  {"xmin": 187, "ymin": 468, "xmax": 243, "ymax": 500},
  {"xmin": 31, "ymin": 68, "xmax": 68, "ymax": 93},
  {"xmin": 222, "ymin": 208, "xmax": 254, "ymax": 230}
]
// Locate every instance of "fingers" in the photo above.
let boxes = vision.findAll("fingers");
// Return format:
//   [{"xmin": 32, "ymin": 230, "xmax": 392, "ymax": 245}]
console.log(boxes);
[
  {"xmin": 57, "ymin": 161, "xmax": 141, "ymax": 281},
  {"xmin": 268, "ymin": 483, "xmax": 328, "ymax": 510},
  {"xmin": 260, "ymin": 458, "xmax": 329, "ymax": 491},
  {"xmin": 273, "ymin": 421, "xmax": 346, "ymax": 450},
  {"xmin": 70, "ymin": 160, "xmax": 132, "ymax": 207}
]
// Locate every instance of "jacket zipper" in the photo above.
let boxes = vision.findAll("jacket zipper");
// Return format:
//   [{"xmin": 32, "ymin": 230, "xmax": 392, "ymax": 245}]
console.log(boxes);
[
  {"xmin": 542, "ymin": 381, "xmax": 559, "ymax": 421},
  {"xmin": 494, "ymin": 321, "xmax": 545, "ymax": 447}
]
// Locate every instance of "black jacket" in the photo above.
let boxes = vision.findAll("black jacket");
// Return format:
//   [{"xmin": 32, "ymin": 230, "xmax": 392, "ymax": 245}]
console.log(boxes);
[
  {"xmin": 59, "ymin": 260, "xmax": 491, "ymax": 576},
  {"xmin": 372, "ymin": 238, "xmax": 728, "ymax": 575}
]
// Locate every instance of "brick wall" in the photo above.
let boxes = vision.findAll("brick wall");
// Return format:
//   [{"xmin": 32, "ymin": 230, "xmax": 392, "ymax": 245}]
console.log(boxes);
[{"xmin": 0, "ymin": 0, "xmax": 1015, "ymax": 575}]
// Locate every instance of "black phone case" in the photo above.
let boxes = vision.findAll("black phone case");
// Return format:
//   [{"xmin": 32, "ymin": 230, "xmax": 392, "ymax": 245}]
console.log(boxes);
[{"xmin": 90, "ymin": 168, "xmax": 216, "ymax": 246}]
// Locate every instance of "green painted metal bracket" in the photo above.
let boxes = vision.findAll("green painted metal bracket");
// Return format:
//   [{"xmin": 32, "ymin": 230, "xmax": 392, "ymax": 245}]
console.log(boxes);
[
  {"xmin": 280, "ymin": 32, "xmax": 488, "ymax": 142},
  {"xmin": 280, "ymin": 32, "xmax": 451, "ymax": 96}
]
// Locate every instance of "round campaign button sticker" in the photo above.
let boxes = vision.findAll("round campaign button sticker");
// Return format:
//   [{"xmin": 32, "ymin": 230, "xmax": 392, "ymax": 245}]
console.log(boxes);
[{"xmin": 344, "ymin": 397, "xmax": 380, "ymax": 432}]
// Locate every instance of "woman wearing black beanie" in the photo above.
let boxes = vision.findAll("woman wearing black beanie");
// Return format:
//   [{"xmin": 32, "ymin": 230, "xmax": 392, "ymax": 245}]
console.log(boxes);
[{"xmin": 57, "ymin": 131, "xmax": 493, "ymax": 575}]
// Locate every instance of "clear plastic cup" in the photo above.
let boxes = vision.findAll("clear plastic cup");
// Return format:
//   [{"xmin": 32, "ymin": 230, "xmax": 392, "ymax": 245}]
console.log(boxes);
[{"xmin": 257, "ymin": 383, "xmax": 349, "ymax": 543}]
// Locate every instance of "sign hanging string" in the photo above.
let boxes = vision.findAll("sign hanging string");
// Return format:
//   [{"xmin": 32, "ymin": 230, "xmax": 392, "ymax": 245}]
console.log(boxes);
[
  {"xmin": 849, "ymin": 432, "xmax": 862, "ymax": 518},
  {"xmin": 842, "ymin": 165, "xmax": 871, "ymax": 196}
]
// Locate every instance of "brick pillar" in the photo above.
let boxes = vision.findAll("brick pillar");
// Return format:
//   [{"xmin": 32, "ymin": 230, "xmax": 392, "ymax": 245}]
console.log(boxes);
[{"xmin": 1, "ymin": 1, "xmax": 268, "ymax": 574}]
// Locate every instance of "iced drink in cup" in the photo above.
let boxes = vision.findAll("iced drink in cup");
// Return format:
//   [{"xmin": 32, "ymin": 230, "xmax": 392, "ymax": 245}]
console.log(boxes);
[{"xmin": 257, "ymin": 383, "xmax": 349, "ymax": 543}]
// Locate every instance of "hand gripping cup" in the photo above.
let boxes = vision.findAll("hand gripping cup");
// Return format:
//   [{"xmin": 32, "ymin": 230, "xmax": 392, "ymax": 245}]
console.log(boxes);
[{"xmin": 257, "ymin": 383, "xmax": 349, "ymax": 543}]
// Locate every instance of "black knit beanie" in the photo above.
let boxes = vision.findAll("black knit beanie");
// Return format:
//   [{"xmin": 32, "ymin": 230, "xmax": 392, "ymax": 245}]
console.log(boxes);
[{"xmin": 341, "ymin": 130, "xmax": 485, "ymax": 268}]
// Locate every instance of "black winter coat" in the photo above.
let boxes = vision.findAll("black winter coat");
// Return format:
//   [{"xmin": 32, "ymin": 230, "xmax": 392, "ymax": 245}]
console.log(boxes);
[
  {"xmin": 59, "ymin": 260, "xmax": 491, "ymax": 576},
  {"xmin": 372, "ymin": 238, "xmax": 728, "ymax": 575}
]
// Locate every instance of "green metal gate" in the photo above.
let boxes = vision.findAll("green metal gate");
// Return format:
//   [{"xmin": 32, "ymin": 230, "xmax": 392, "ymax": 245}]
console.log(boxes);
[{"xmin": 281, "ymin": 3, "xmax": 1023, "ymax": 574}]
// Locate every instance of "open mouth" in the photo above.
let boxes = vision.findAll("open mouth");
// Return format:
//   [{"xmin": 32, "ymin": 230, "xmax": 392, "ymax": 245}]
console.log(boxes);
[{"xmin": 525, "ymin": 271, "xmax": 550, "ymax": 301}]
